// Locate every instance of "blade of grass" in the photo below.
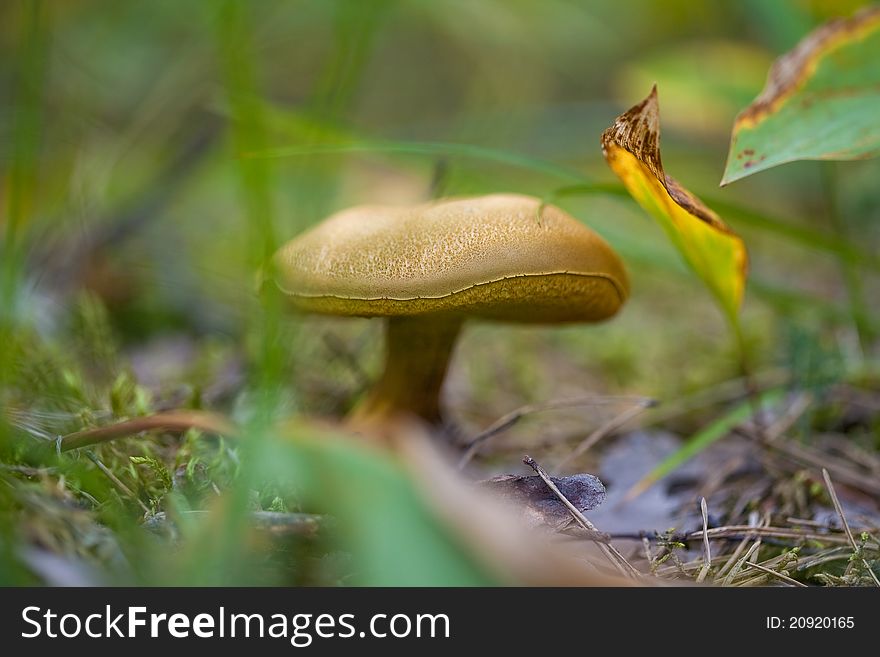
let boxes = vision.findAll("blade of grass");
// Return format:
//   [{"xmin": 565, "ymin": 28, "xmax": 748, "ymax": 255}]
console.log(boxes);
[
  {"xmin": 2, "ymin": 0, "xmax": 49, "ymax": 406},
  {"xmin": 249, "ymin": 136, "xmax": 880, "ymax": 274},
  {"xmin": 308, "ymin": 0, "xmax": 392, "ymax": 123},
  {"xmin": 5, "ymin": 0, "xmax": 48, "ymax": 244},
  {"xmin": 0, "ymin": 1, "xmax": 49, "ymax": 326},
  {"xmin": 169, "ymin": 0, "xmax": 288, "ymax": 586},
  {"xmin": 244, "ymin": 140, "xmax": 586, "ymax": 183},
  {"xmin": 821, "ymin": 164, "xmax": 874, "ymax": 352},
  {"xmin": 622, "ymin": 389, "xmax": 785, "ymax": 502}
]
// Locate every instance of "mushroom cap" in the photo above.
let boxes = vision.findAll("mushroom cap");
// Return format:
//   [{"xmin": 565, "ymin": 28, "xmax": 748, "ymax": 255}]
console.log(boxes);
[{"xmin": 272, "ymin": 193, "xmax": 629, "ymax": 323}]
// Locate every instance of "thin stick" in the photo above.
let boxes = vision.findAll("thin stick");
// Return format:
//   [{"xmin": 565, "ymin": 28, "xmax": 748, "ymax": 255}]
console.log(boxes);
[
  {"xmin": 642, "ymin": 536, "xmax": 653, "ymax": 565},
  {"xmin": 786, "ymin": 517, "xmax": 832, "ymax": 528},
  {"xmin": 457, "ymin": 396, "xmax": 652, "ymax": 469},
  {"xmin": 763, "ymin": 392, "xmax": 812, "ymax": 442},
  {"xmin": 685, "ymin": 525, "xmax": 873, "ymax": 547},
  {"xmin": 822, "ymin": 468, "xmax": 880, "ymax": 586},
  {"xmin": 86, "ymin": 451, "xmax": 150, "ymax": 514},
  {"xmin": 733, "ymin": 321, "xmax": 768, "ymax": 443},
  {"xmin": 785, "ymin": 443, "xmax": 880, "ymax": 496},
  {"xmin": 722, "ymin": 539, "xmax": 762, "ymax": 586},
  {"xmin": 743, "ymin": 427, "xmax": 880, "ymax": 497},
  {"xmin": 553, "ymin": 398, "xmax": 656, "ymax": 471},
  {"xmin": 696, "ymin": 497, "xmax": 711, "ymax": 583},
  {"xmin": 523, "ymin": 455, "xmax": 640, "ymax": 579},
  {"xmin": 60, "ymin": 411, "xmax": 238, "ymax": 451},
  {"xmin": 716, "ymin": 511, "xmax": 762, "ymax": 579},
  {"xmin": 637, "ymin": 369, "xmax": 787, "ymax": 429},
  {"xmin": 821, "ymin": 163, "xmax": 873, "ymax": 351},
  {"xmin": 742, "ymin": 561, "xmax": 807, "ymax": 587}
]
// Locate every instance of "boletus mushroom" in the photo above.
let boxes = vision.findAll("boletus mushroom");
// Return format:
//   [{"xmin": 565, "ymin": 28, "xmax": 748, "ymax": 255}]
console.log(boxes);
[{"xmin": 272, "ymin": 194, "xmax": 628, "ymax": 435}]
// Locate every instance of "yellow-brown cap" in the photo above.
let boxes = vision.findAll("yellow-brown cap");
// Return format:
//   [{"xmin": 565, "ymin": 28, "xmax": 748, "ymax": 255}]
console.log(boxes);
[{"xmin": 273, "ymin": 194, "xmax": 628, "ymax": 323}]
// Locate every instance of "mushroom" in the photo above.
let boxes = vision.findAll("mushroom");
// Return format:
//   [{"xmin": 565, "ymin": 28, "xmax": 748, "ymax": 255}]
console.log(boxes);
[{"xmin": 272, "ymin": 193, "xmax": 629, "ymax": 435}]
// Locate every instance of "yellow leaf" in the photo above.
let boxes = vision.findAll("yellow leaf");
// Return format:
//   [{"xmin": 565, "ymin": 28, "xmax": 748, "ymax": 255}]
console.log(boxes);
[{"xmin": 601, "ymin": 85, "xmax": 748, "ymax": 323}]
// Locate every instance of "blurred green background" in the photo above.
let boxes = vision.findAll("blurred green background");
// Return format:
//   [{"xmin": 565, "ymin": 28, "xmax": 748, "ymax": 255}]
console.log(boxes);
[{"xmin": 1, "ymin": 0, "xmax": 878, "ymax": 586}]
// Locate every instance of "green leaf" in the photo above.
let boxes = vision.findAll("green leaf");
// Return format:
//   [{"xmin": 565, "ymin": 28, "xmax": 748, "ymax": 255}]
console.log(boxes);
[
  {"xmin": 601, "ymin": 86, "xmax": 748, "ymax": 324},
  {"xmin": 257, "ymin": 427, "xmax": 497, "ymax": 586},
  {"xmin": 722, "ymin": 6, "xmax": 880, "ymax": 185}
]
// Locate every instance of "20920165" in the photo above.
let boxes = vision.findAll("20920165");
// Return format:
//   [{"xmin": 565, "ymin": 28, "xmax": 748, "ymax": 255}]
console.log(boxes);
[{"xmin": 766, "ymin": 616, "xmax": 854, "ymax": 629}]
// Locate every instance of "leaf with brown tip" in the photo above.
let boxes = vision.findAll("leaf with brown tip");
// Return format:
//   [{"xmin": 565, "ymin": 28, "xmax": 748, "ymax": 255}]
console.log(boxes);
[
  {"xmin": 722, "ymin": 5, "xmax": 880, "ymax": 185},
  {"xmin": 601, "ymin": 86, "xmax": 748, "ymax": 322}
]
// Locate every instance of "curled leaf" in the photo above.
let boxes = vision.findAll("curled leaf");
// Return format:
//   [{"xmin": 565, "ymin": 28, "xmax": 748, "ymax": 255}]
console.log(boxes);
[
  {"xmin": 601, "ymin": 86, "xmax": 748, "ymax": 321},
  {"xmin": 722, "ymin": 5, "xmax": 880, "ymax": 184}
]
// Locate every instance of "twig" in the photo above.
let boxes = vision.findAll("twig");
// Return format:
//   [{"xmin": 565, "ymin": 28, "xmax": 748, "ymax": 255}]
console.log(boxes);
[
  {"xmin": 716, "ymin": 511, "xmax": 763, "ymax": 579},
  {"xmin": 685, "ymin": 525, "xmax": 874, "ymax": 548},
  {"xmin": 821, "ymin": 163, "xmax": 873, "ymax": 351},
  {"xmin": 552, "ymin": 398, "xmax": 656, "ymax": 471},
  {"xmin": 822, "ymin": 468, "xmax": 880, "ymax": 586},
  {"xmin": 457, "ymin": 395, "xmax": 651, "ymax": 469},
  {"xmin": 763, "ymin": 392, "xmax": 812, "ymax": 442},
  {"xmin": 786, "ymin": 517, "xmax": 832, "ymax": 528},
  {"xmin": 60, "ymin": 411, "xmax": 237, "ymax": 451},
  {"xmin": 721, "ymin": 539, "xmax": 762, "ymax": 586},
  {"xmin": 642, "ymin": 536, "xmax": 653, "ymax": 564},
  {"xmin": 523, "ymin": 455, "xmax": 641, "ymax": 579},
  {"xmin": 636, "ymin": 369, "xmax": 788, "ymax": 429},
  {"xmin": 86, "ymin": 451, "xmax": 150, "ymax": 514},
  {"xmin": 742, "ymin": 561, "xmax": 807, "ymax": 587},
  {"xmin": 733, "ymin": 321, "xmax": 768, "ymax": 443},
  {"xmin": 743, "ymin": 424, "xmax": 880, "ymax": 497},
  {"xmin": 796, "ymin": 547, "xmax": 854, "ymax": 571},
  {"xmin": 696, "ymin": 497, "xmax": 711, "ymax": 583},
  {"xmin": 142, "ymin": 510, "xmax": 324, "ymax": 538}
]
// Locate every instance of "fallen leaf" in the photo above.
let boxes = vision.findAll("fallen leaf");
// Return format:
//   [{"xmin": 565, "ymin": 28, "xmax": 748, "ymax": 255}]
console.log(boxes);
[
  {"xmin": 394, "ymin": 423, "xmax": 641, "ymax": 585},
  {"xmin": 479, "ymin": 473, "xmax": 606, "ymax": 529},
  {"xmin": 601, "ymin": 86, "xmax": 748, "ymax": 322},
  {"xmin": 722, "ymin": 5, "xmax": 880, "ymax": 185}
]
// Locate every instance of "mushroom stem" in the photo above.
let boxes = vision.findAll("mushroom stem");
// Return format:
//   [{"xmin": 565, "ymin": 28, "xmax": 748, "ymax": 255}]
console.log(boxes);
[{"xmin": 349, "ymin": 315, "xmax": 463, "ymax": 428}]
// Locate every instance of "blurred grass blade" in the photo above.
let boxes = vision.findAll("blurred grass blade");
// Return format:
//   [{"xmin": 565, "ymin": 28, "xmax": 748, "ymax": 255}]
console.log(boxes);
[
  {"xmin": 216, "ymin": 0, "xmax": 277, "ymax": 266},
  {"xmin": 623, "ymin": 389, "xmax": 785, "ymax": 502},
  {"xmin": 601, "ymin": 86, "xmax": 748, "ymax": 324},
  {"xmin": 245, "ymin": 140, "xmax": 585, "ymax": 183},
  {"xmin": 2, "ymin": 0, "xmax": 49, "ymax": 389},
  {"xmin": 722, "ymin": 6, "xmax": 880, "ymax": 185},
  {"xmin": 260, "ymin": 426, "xmax": 496, "ymax": 586},
  {"xmin": 5, "ymin": 0, "xmax": 48, "ymax": 242}
]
